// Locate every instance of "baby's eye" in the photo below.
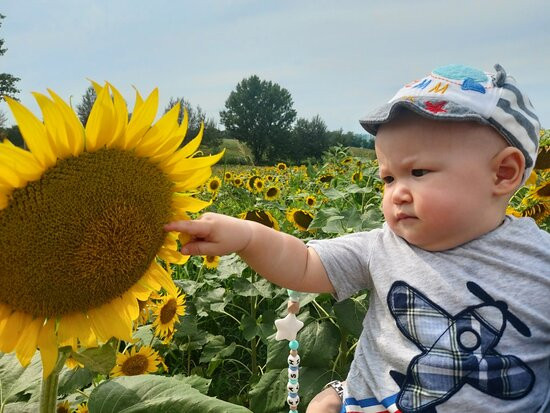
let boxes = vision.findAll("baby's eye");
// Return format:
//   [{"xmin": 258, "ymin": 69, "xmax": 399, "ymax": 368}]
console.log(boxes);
[
  {"xmin": 411, "ymin": 169, "xmax": 430, "ymax": 177},
  {"xmin": 382, "ymin": 176, "xmax": 394, "ymax": 184}
]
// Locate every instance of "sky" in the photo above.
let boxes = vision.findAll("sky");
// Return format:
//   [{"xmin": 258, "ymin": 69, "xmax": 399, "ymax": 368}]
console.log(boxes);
[{"xmin": 2, "ymin": 0, "xmax": 550, "ymax": 135}]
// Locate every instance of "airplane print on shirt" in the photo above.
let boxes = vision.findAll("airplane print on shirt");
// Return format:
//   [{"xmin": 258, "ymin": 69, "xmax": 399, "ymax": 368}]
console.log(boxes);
[{"xmin": 387, "ymin": 281, "xmax": 534, "ymax": 412}]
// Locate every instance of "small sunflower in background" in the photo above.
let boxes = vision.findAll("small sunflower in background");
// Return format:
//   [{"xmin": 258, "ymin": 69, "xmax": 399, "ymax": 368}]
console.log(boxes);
[
  {"xmin": 75, "ymin": 403, "xmax": 89, "ymax": 413},
  {"xmin": 246, "ymin": 175, "xmax": 261, "ymax": 192},
  {"xmin": 305, "ymin": 195, "xmax": 316, "ymax": 207},
  {"xmin": 265, "ymin": 174, "xmax": 275, "ymax": 182},
  {"xmin": 286, "ymin": 208, "xmax": 314, "ymax": 231},
  {"xmin": 276, "ymin": 162, "xmax": 287, "ymax": 171},
  {"xmin": 0, "ymin": 82, "xmax": 221, "ymax": 377},
  {"xmin": 240, "ymin": 210, "xmax": 280, "ymax": 230},
  {"xmin": 203, "ymin": 255, "xmax": 220, "ymax": 269},
  {"xmin": 151, "ymin": 290, "xmax": 186, "ymax": 342},
  {"xmin": 206, "ymin": 176, "xmax": 222, "ymax": 193},
  {"xmin": 232, "ymin": 176, "xmax": 244, "ymax": 188},
  {"xmin": 254, "ymin": 178, "xmax": 265, "ymax": 192},
  {"xmin": 318, "ymin": 174, "xmax": 334, "ymax": 184},
  {"xmin": 64, "ymin": 355, "xmax": 84, "ymax": 370},
  {"xmin": 352, "ymin": 170, "xmax": 363, "ymax": 183},
  {"xmin": 110, "ymin": 345, "xmax": 166, "ymax": 377},
  {"xmin": 223, "ymin": 171, "xmax": 233, "ymax": 181},
  {"xmin": 341, "ymin": 157, "xmax": 353, "ymax": 165},
  {"xmin": 264, "ymin": 186, "xmax": 280, "ymax": 201},
  {"xmin": 56, "ymin": 400, "xmax": 70, "ymax": 413}
]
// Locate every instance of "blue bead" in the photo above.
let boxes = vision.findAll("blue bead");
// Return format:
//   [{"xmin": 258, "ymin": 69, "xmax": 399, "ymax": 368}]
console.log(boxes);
[
  {"xmin": 289, "ymin": 379, "xmax": 298, "ymax": 384},
  {"xmin": 289, "ymin": 340, "xmax": 299, "ymax": 350},
  {"xmin": 289, "ymin": 410, "xmax": 298, "ymax": 413}
]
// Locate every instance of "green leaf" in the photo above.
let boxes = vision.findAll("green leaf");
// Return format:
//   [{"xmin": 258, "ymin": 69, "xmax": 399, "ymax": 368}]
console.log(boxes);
[
  {"xmin": 232, "ymin": 278, "xmax": 260, "ymax": 297},
  {"xmin": 194, "ymin": 287, "xmax": 226, "ymax": 317},
  {"xmin": 87, "ymin": 375, "xmax": 252, "ymax": 412},
  {"xmin": 0, "ymin": 352, "xmax": 42, "ymax": 406},
  {"xmin": 216, "ymin": 254, "xmax": 248, "ymax": 280},
  {"xmin": 199, "ymin": 335, "xmax": 236, "ymax": 364},
  {"xmin": 173, "ymin": 374, "xmax": 211, "ymax": 395},
  {"xmin": 322, "ymin": 188, "xmax": 346, "ymax": 200},
  {"xmin": 174, "ymin": 279, "xmax": 205, "ymax": 296},
  {"xmin": 333, "ymin": 295, "xmax": 368, "ymax": 338},
  {"xmin": 240, "ymin": 314, "xmax": 259, "ymax": 341},
  {"xmin": 58, "ymin": 365, "xmax": 94, "ymax": 395},
  {"xmin": 266, "ymin": 321, "xmax": 340, "ymax": 369},
  {"xmin": 71, "ymin": 342, "xmax": 117, "ymax": 375}
]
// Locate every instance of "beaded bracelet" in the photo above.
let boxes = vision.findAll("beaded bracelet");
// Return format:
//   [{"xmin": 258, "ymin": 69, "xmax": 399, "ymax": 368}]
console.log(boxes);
[{"xmin": 274, "ymin": 289, "xmax": 305, "ymax": 412}]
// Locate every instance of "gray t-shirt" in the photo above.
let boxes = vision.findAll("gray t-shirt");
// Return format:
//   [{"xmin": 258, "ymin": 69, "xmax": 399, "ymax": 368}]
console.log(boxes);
[{"xmin": 308, "ymin": 216, "xmax": 550, "ymax": 412}]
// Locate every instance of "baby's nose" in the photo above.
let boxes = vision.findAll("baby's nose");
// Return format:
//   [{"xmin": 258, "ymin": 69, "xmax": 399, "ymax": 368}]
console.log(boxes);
[{"xmin": 392, "ymin": 184, "xmax": 412, "ymax": 204}]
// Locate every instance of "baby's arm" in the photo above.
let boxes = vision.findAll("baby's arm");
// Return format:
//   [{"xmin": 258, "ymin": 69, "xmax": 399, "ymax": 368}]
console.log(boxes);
[{"xmin": 164, "ymin": 212, "xmax": 334, "ymax": 294}]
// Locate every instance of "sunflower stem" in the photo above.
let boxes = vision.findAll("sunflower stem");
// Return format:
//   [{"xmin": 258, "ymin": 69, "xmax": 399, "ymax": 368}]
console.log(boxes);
[{"xmin": 39, "ymin": 350, "xmax": 68, "ymax": 413}]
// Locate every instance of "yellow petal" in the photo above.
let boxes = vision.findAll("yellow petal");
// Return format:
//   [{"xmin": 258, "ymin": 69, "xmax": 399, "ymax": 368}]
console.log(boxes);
[
  {"xmin": 132, "ymin": 86, "xmax": 144, "ymax": 114},
  {"xmin": 129, "ymin": 281, "xmax": 154, "ymax": 302},
  {"xmin": 105, "ymin": 83, "xmax": 128, "ymax": 148},
  {"xmin": 149, "ymin": 262, "xmax": 177, "ymax": 296},
  {"xmin": 32, "ymin": 92, "xmax": 72, "ymax": 159},
  {"xmin": 15, "ymin": 317, "xmax": 43, "ymax": 367},
  {"xmin": 134, "ymin": 102, "xmax": 180, "ymax": 157},
  {"xmin": 120, "ymin": 291, "xmax": 140, "ymax": 322},
  {"xmin": 158, "ymin": 248, "xmax": 189, "ymax": 265},
  {"xmin": 37, "ymin": 318, "xmax": 59, "ymax": 378},
  {"xmin": 88, "ymin": 302, "xmax": 132, "ymax": 343},
  {"xmin": 163, "ymin": 150, "xmax": 225, "ymax": 176},
  {"xmin": 0, "ymin": 311, "xmax": 32, "ymax": 353},
  {"xmin": 172, "ymin": 167, "xmax": 213, "ymax": 192},
  {"xmin": 125, "ymin": 88, "xmax": 159, "ymax": 149},
  {"xmin": 0, "ymin": 141, "xmax": 45, "ymax": 182},
  {"xmin": 58, "ymin": 313, "xmax": 95, "ymax": 350},
  {"xmin": 85, "ymin": 84, "xmax": 116, "ymax": 152},
  {"xmin": 5, "ymin": 97, "xmax": 56, "ymax": 168},
  {"xmin": 47, "ymin": 89, "xmax": 85, "ymax": 156},
  {"xmin": 172, "ymin": 194, "xmax": 212, "ymax": 213},
  {"xmin": 160, "ymin": 123, "xmax": 203, "ymax": 168}
]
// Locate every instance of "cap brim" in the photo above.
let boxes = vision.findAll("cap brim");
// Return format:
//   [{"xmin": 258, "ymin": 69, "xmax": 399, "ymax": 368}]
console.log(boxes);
[{"xmin": 359, "ymin": 99, "xmax": 492, "ymax": 136}]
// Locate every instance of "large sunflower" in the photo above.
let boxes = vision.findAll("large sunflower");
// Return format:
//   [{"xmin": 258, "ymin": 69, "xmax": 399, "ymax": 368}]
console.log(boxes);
[{"xmin": 0, "ymin": 82, "xmax": 222, "ymax": 377}]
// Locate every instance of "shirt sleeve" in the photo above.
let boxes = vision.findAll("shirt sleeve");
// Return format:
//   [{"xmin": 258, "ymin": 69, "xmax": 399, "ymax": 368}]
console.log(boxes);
[{"xmin": 307, "ymin": 228, "xmax": 382, "ymax": 301}]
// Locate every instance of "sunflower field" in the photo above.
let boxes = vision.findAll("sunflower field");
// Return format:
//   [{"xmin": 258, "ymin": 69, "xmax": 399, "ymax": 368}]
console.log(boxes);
[{"xmin": 0, "ymin": 85, "xmax": 548, "ymax": 413}]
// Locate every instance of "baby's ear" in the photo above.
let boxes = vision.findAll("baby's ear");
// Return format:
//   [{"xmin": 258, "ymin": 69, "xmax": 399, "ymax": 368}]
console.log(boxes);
[{"xmin": 491, "ymin": 147, "xmax": 525, "ymax": 195}]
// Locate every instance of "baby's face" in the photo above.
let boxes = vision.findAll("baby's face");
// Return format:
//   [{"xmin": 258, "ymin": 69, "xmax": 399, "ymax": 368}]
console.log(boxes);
[{"xmin": 375, "ymin": 113, "xmax": 507, "ymax": 251}]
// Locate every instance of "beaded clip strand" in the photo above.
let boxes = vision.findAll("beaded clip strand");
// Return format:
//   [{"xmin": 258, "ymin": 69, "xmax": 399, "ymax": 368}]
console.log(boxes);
[{"xmin": 274, "ymin": 289, "xmax": 304, "ymax": 413}]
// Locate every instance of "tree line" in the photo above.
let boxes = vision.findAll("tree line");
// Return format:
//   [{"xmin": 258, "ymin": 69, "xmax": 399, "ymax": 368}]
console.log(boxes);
[{"xmin": 0, "ymin": 14, "xmax": 372, "ymax": 165}]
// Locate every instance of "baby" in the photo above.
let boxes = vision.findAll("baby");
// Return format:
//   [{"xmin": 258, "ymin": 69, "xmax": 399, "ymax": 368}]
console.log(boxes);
[{"xmin": 165, "ymin": 64, "xmax": 550, "ymax": 412}]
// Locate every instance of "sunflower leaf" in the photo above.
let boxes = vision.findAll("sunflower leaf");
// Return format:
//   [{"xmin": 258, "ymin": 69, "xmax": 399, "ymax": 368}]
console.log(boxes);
[
  {"xmin": 0, "ymin": 352, "xmax": 42, "ymax": 406},
  {"xmin": 70, "ymin": 341, "xmax": 117, "ymax": 375},
  {"xmin": 57, "ymin": 365, "xmax": 94, "ymax": 395},
  {"xmin": 87, "ymin": 375, "xmax": 252, "ymax": 412}
]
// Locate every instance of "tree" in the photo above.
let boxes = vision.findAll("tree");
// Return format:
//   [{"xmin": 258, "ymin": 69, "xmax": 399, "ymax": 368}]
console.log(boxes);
[
  {"xmin": 164, "ymin": 97, "xmax": 223, "ymax": 152},
  {"xmin": 290, "ymin": 115, "xmax": 330, "ymax": 163},
  {"xmin": 220, "ymin": 75, "xmax": 296, "ymax": 164},
  {"xmin": 76, "ymin": 85, "xmax": 97, "ymax": 126},
  {"xmin": 0, "ymin": 14, "xmax": 20, "ymax": 100}
]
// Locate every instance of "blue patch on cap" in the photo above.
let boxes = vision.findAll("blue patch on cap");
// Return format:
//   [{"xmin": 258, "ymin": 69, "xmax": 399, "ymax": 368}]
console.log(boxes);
[
  {"xmin": 461, "ymin": 77, "xmax": 486, "ymax": 94},
  {"xmin": 433, "ymin": 64, "xmax": 488, "ymax": 83}
]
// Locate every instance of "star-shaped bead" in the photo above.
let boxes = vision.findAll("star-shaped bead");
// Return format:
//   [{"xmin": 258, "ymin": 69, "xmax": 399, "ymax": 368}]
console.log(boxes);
[{"xmin": 274, "ymin": 313, "xmax": 304, "ymax": 341}]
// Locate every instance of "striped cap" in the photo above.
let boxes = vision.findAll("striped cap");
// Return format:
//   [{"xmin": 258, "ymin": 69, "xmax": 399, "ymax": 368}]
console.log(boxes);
[{"xmin": 360, "ymin": 64, "xmax": 540, "ymax": 183}]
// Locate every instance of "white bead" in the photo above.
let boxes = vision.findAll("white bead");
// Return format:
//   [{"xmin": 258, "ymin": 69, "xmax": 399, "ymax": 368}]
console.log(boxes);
[{"xmin": 288, "ymin": 354, "xmax": 301, "ymax": 366}]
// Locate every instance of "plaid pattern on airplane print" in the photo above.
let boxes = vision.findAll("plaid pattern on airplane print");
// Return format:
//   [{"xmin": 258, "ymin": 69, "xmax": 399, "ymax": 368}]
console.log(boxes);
[{"xmin": 387, "ymin": 281, "xmax": 534, "ymax": 412}]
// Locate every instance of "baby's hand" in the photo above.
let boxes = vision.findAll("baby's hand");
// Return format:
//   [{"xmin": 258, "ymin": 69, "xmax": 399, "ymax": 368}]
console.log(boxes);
[{"xmin": 164, "ymin": 212, "xmax": 253, "ymax": 257}]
